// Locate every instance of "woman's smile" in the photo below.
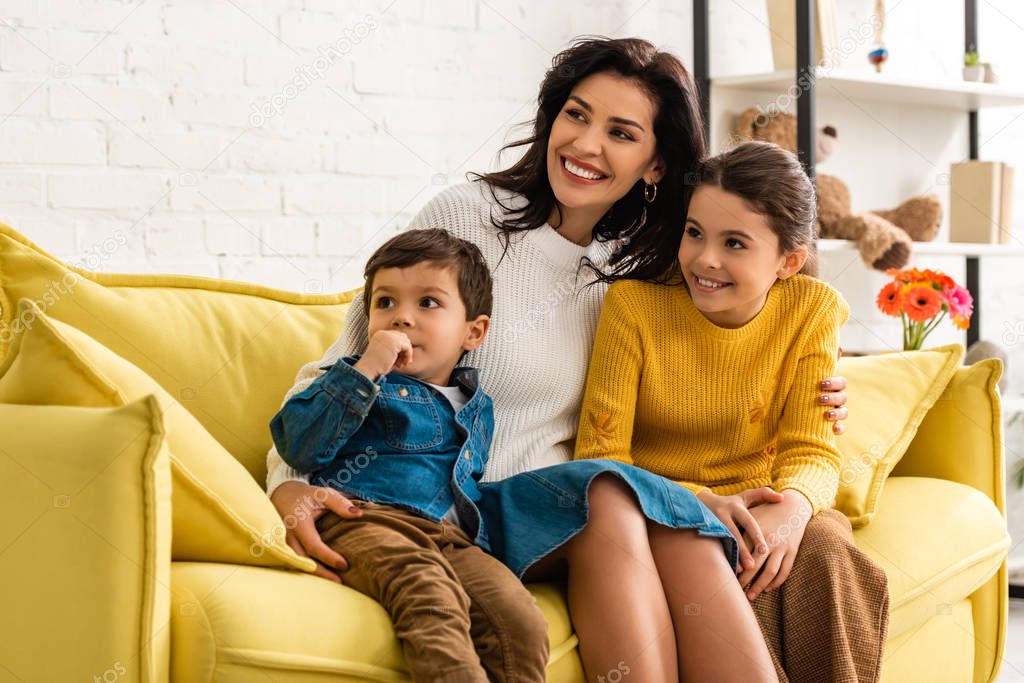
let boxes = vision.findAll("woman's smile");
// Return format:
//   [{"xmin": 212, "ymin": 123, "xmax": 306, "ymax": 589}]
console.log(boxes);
[{"xmin": 559, "ymin": 154, "xmax": 609, "ymax": 184}]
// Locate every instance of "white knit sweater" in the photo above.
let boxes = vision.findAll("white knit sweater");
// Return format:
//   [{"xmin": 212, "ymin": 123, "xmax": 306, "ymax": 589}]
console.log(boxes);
[{"xmin": 266, "ymin": 181, "xmax": 619, "ymax": 494}]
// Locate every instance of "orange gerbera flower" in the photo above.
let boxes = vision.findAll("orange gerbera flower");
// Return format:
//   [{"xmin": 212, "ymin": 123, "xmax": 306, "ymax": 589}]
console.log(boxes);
[
  {"xmin": 876, "ymin": 280, "xmax": 904, "ymax": 316},
  {"xmin": 902, "ymin": 286, "xmax": 943, "ymax": 322},
  {"xmin": 925, "ymin": 269, "xmax": 955, "ymax": 290},
  {"xmin": 902, "ymin": 280, "xmax": 934, "ymax": 294}
]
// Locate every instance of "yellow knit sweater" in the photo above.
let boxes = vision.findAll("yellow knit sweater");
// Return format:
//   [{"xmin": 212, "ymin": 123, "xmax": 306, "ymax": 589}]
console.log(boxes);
[{"xmin": 575, "ymin": 274, "xmax": 850, "ymax": 514}]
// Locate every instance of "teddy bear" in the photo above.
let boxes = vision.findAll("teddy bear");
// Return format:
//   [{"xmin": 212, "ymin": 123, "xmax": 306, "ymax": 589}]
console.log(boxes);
[{"xmin": 734, "ymin": 107, "xmax": 942, "ymax": 271}]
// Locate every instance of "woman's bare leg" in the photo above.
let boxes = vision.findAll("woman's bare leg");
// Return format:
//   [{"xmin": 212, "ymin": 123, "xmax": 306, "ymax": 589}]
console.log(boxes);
[
  {"xmin": 647, "ymin": 522, "xmax": 778, "ymax": 683},
  {"xmin": 523, "ymin": 474, "xmax": 677, "ymax": 683}
]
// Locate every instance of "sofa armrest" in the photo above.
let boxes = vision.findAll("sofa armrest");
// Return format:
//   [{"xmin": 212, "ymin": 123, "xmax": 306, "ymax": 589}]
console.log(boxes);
[
  {"xmin": 890, "ymin": 359, "xmax": 1008, "ymax": 683},
  {"xmin": 0, "ymin": 397, "xmax": 172, "ymax": 682},
  {"xmin": 890, "ymin": 359, "xmax": 1005, "ymax": 511}
]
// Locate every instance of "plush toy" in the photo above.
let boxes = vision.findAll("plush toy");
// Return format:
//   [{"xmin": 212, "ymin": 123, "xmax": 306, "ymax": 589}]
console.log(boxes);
[{"xmin": 734, "ymin": 107, "xmax": 942, "ymax": 271}]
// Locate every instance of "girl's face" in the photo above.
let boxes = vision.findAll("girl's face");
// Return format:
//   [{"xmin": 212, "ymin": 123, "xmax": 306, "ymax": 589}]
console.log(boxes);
[
  {"xmin": 546, "ymin": 71, "xmax": 664, "ymax": 216},
  {"xmin": 678, "ymin": 184, "xmax": 806, "ymax": 329}
]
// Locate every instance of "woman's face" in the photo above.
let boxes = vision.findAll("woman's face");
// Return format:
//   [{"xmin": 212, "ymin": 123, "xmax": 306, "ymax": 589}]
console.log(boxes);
[{"xmin": 546, "ymin": 71, "xmax": 664, "ymax": 215}]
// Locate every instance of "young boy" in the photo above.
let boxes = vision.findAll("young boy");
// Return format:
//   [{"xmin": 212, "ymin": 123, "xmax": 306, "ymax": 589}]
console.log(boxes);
[{"xmin": 270, "ymin": 229, "xmax": 549, "ymax": 683}]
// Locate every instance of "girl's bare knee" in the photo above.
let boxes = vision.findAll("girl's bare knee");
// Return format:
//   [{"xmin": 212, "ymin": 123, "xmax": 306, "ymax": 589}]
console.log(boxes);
[
  {"xmin": 584, "ymin": 476, "xmax": 647, "ymax": 528},
  {"xmin": 570, "ymin": 474, "xmax": 649, "ymax": 555}
]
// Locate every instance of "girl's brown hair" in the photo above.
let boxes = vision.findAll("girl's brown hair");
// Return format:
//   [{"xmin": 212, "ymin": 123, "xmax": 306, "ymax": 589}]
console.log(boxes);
[
  {"xmin": 471, "ymin": 36, "xmax": 706, "ymax": 282},
  {"xmin": 696, "ymin": 141, "xmax": 818, "ymax": 275}
]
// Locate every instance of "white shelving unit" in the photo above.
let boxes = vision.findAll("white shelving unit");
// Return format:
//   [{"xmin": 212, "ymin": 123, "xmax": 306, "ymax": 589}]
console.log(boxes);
[
  {"xmin": 817, "ymin": 239, "xmax": 1024, "ymax": 258},
  {"xmin": 1005, "ymin": 395, "xmax": 1024, "ymax": 417},
  {"xmin": 713, "ymin": 68, "xmax": 1024, "ymax": 110}
]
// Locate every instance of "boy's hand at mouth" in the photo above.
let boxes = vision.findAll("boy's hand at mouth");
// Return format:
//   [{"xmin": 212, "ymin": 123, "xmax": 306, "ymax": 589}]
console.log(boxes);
[{"xmin": 354, "ymin": 330, "xmax": 414, "ymax": 381}]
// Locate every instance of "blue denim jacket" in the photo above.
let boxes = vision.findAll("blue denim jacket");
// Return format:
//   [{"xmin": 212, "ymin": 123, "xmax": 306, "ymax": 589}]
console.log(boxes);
[{"xmin": 269, "ymin": 355, "xmax": 494, "ymax": 550}]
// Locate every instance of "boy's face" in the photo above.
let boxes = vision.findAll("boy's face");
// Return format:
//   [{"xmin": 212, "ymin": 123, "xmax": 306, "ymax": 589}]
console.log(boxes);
[{"xmin": 366, "ymin": 262, "xmax": 489, "ymax": 386}]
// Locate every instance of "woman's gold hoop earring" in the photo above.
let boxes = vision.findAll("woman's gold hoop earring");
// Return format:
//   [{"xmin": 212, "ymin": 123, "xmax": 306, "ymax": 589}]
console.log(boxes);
[{"xmin": 644, "ymin": 182, "xmax": 657, "ymax": 204}]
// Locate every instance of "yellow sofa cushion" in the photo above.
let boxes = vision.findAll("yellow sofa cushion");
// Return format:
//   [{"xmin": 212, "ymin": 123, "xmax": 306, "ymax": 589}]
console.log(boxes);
[
  {"xmin": 880, "ymin": 600, "xmax": 975, "ymax": 683},
  {"xmin": 0, "ymin": 397, "xmax": 171, "ymax": 682},
  {"xmin": 853, "ymin": 476, "xmax": 1008, "ymax": 639},
  {"xmin": 834, "ymin": 344, "xmax": 964, "ymax": 527},
  {"xmin": 0, "ymin": 222, "xmax": 358, "ymax": 483},
  {"xmin": 170, "ymin": 562, "xmax": 584, "ymax": 682},
  {"xmin": 0, "ymin": 300, "xmax": 314, "ymax": 572}
]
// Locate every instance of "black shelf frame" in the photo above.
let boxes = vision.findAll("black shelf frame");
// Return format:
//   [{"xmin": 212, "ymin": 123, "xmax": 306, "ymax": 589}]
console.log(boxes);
[{"xmin": 692, "ymin": 0, "xmax": 1019, "ymax": 600}]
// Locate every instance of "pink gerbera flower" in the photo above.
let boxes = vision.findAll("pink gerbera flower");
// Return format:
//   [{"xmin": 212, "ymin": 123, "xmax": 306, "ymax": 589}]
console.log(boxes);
[{"xmin": 944, "ymin": 284, "xmax": 974, "ymax": 321}]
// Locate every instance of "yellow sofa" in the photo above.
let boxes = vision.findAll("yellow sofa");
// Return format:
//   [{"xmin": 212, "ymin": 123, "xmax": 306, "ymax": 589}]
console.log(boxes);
[{"xmin": 0, "ymin": 223, "xmax": 1010, "ymax": 682}]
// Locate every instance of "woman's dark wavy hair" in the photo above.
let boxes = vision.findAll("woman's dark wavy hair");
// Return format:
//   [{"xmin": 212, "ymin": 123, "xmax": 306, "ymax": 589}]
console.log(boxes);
[{"xmin": 470, "ymin": 36, "xmax": 706, "ymax": 284}]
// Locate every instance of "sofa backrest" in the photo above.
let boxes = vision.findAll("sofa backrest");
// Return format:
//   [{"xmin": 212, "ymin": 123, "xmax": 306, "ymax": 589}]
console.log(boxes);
[{"xmin": 0, "ymin": 222, "xmax": 359, "ymax": 485}]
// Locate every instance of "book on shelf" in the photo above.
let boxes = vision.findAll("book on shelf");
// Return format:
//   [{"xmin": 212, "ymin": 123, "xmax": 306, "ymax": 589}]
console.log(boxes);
[
  {"xmin": 949, "ymin": 160, "xmax": 1016, "ymax": 245},
  {"xmin": 766, "ymin": 0, "xmax": 840, "ymax": 71}
]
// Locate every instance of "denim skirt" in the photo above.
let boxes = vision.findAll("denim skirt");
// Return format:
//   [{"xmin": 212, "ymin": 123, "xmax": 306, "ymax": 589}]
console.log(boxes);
[{"xmin": 476, "ymin": 459, "xmax": 738, "ymax": 578}]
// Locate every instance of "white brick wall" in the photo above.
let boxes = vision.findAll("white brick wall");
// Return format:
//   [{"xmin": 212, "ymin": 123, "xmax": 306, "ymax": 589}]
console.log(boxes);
[
  {"xmin": 0, "ymin": 0, "xmax": 1022, "ymax": 393},
  {"xmin": 0, "ymin": 0, "xmax": 704, "ymax": 290}
]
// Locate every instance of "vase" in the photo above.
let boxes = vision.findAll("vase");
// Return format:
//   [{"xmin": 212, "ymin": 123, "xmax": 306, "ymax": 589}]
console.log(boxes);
[{"xmin": 963, "ymin": 65, "xmax": 984, "ymax": 82}]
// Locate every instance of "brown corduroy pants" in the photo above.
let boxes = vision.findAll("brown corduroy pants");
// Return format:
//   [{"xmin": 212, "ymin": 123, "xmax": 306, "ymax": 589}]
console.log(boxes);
[
  {"xmin": 751, "ymin": 509, "xmax": 890, "ymax": 683},
  {"xmin": 316, "ymin": 500, "xmax": 550, "ymax": 683}
]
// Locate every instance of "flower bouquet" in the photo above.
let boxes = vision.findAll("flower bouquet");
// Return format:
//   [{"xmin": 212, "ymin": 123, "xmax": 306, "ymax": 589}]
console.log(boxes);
[{"xmin": 876, "ymin": 268, "xmax": 974, "ymax": 350}]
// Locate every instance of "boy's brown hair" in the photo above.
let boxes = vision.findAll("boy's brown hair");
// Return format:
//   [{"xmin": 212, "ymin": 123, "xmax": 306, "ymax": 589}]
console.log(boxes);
[{"xmin": 362, "ymin": 229, "xmax": 493, "ymax": 319}]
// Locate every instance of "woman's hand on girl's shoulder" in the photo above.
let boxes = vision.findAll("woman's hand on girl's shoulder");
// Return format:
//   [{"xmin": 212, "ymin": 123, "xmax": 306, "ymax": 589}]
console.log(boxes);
[
  {"xmin": 819, "ymin": 373, "xmax": 848, "ymax": 435},
  {"xmin": 270, "ymin": 480, "xmax": 365, "ymax": 583},
  {"xmin": 738, "ymin": 489, "xmax": 813, "ymax": 601},
  {"xmin": 696, "ymin": 487, "xmax": 784, "ymax": 574}
]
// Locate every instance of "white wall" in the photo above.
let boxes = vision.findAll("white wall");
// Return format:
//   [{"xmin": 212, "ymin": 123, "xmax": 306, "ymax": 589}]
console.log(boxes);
[{"xmin": 1, "ymin": 1, "xmax": 1023, "ymax": 458}]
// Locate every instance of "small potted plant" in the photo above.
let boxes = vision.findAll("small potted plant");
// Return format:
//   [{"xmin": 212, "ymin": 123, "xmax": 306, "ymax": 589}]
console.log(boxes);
[
  {"xmin": 963, "ymin": 50, "xmax": 984, "ymax": 81},
  {"xmin": 876, "ymin": 267, "xmax": 973, "ymax": 350}
]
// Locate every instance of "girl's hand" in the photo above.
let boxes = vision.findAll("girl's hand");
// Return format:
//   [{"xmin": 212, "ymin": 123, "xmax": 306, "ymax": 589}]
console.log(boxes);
[
  {"xmin": 738, "ymin": 489, "xmax": 813, "ymax": 600},
  {"xmin": 696, "ymin": 487, "xmax": 785, "ymax": 572},
  {"xmin": 270, "ymin": 480, "xmax": 365, "ymax": 583},
  {"xmin": 354, "ymin": 330, "xmax": 413, "ymax": 380}
]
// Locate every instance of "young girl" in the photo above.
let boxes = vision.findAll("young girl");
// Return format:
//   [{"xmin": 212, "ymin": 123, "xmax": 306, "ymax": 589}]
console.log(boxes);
[{"xmin": 575, "ymin": 140, "xmax": 852, "ymax": 679}]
